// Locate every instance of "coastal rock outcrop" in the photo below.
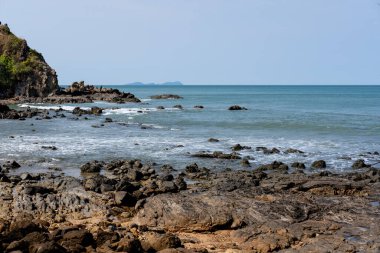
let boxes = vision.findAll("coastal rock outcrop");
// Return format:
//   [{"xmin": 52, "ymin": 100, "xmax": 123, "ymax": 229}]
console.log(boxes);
[
  {"xmin": 150, "ymin": 94, "xmax": 183, "ymax": 99},
  {"xmin": 0, "ymin": 24, "xmax": 58, "ymax": 99}
]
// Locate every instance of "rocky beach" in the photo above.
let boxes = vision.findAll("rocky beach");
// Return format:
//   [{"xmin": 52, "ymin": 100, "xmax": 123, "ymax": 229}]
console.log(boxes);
[{"xmin": 1, "ymin": 23, "xmax": 380, "ymax": 253}]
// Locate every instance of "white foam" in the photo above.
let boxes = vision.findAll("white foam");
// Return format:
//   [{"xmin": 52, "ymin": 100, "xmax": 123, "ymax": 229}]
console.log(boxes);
[
  {"xmin": 19, "ymin": 104, "xmax": 90, "ymax": 111},
  {"xmin": 103, "ymin": 107, "xmax": 157, "ymax": 115}
]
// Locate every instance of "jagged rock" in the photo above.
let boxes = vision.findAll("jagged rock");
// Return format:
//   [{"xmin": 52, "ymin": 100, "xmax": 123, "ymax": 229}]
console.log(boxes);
[
  {"xmin": 257, "ymin": 161, "xmax": 289, "ymax": 171},
  {"xmin": 291, "ymin": 162, "xmax": 306, "ymax": 169},
  {"xmin": 80, "ymin": 161, "xmax": 103, "ymax": 173},
  {"xmin": 2, "ymin": 160, "xmax": 21, "ymax": 169}
]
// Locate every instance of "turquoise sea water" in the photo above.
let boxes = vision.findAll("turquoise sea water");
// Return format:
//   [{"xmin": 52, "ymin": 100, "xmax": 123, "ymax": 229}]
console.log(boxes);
[{"xmin": 0, "ymin": 85, "xmax": 379, "ymax": 176}]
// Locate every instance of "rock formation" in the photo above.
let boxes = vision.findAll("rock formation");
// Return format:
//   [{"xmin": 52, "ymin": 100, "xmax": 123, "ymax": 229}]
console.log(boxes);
[{"xmin": 0, "ymin": 23, "xmax": 59, "ymax": 98}]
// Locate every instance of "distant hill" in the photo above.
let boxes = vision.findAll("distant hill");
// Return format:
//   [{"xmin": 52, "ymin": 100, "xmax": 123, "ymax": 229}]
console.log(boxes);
[{"xmin": 126, "ymin": 81, "xmax": 184, "ymax": 86}]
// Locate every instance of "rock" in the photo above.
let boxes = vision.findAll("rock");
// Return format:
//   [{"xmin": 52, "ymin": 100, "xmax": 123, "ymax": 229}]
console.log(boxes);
[
  {"xmin": 352, "ymin": 159, "xmax": 370, "ymax": 169},
  {"xmin": 29, "ymin": 241, "xmax": 67, "ymax": 253},
  {"xmin": 0, "ymin": 104, "xmax": 10, "ymax": 113},
  {"xmin": 80, "ymin": 161, "xmax": 103, "ymax": 173},
  {"xmin": 72, "ymin": 106, "xmax": 103, "ymax": 116},
  {"xmin": 228, "ymin": 105, "xmax": 247, "ymax": 110},
  {"xmin": 208, "ymin": 138, "xmax": 219, "ymax": 142},
  {"xmin": 256, "ymin": 147, "xmax": 281, "ymax": 154},
  {"xmin": 194, "ymin": 105, "xmax": 204, "ymax": 109},
  {"xmin": 311, "ymin": 160, "xmax": 327, "ymax": 169},
  {"xmin": 257, "ymin": 161, "xmax": 289, "ymax": 171},
  {"xmin": 291, "ymin": 162, "xmax": 306, "ymax": 169},
  {"xmin": 150, "ymin": 94, "xmax": 183, "ymax": 99},
  {"xmin": 60, "ymin": 229, "xmax": 94, "ymax": 251},
  {"xmin": 114, "ymin": 191, "xmax": 136, "ymax": 206},
  {"xmin": 157, "ymin": 106, "xmax": 165, "ymax": 110},
  {"xmin": 173, "ymin": 105, "xmax": 183, "ymax": 109},
  {"xmin": 2, "ymin": 160, "xmax": 21, "ymax": 169},
  {"xmin": 192, "ymin": 151, "xmax": 241, "ymax": 160},
  {"xmin": 104, "ymin": 117, "xmax": 113, "ymax": 123},
  {"xmin": 240, "ymin": 158, "xmax": 251, "ymax": 167},
  {"xmin": 185, "ymin": 163, "xmax": 200, "ymax": 173},
  {"xmin": 41, "ymin": 146, "xmax": 57, "ymax": 151},
  {"xmin": 140, "ymin": 232, "xmax": 182, "ymax": 252},
  {"xmin": 0, "ymin": 24, "xmax": 58, "ymax": 99},
  {"xmin": 285, "ymin": 148, "xmax": 304, "ymax": 154},
  {"xmin": 232, "ymin": 144, "xmax": 251, "ymax": 151}
]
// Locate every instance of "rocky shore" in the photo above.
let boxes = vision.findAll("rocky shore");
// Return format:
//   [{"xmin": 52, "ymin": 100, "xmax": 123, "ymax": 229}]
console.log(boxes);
[{"xmin": 0, "ymin": 157, "xmax": 379, "ymax": 252}]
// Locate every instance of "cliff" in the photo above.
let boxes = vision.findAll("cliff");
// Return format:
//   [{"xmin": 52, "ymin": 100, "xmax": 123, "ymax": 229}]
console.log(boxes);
[{"xmin": 0, "ymin": 23, "xmax": 58, "ymax": 98}]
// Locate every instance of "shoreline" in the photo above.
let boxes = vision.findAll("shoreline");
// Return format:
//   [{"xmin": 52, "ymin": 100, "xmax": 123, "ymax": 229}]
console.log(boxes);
[{"xmin": 0, "ymin": 158, "xmax": 379, "ymax": 252}]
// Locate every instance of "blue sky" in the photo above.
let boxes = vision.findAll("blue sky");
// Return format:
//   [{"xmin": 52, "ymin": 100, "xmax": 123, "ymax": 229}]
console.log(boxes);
[{"xmin": 1, "ymin": 0, "xmax": 380, "ymax": 85}]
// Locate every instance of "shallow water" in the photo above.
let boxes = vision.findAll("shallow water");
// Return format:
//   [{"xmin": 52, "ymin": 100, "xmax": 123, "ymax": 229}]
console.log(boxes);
[{"xmin": 1, "ymin": 85, "xmax": 379, "ymax": 177}]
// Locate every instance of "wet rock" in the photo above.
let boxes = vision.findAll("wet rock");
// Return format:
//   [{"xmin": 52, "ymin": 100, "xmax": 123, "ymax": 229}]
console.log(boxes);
[
  {"xmin": 150, "ymin": 94, "xmax": 183, "ymax": 99},
  {"xmin": 2, "ymin": 160, "xmax": 21, "ymax": 170},
  {"xmin": 72, "ymin": 106, "xmax": 103, "ymax": 116},
  {"xmin": 192, "ymin": 151, "xmax": 241, "ymax": 160},
  {"xmin": 256, "ymin": 147, "xmax": 281, "ymax": 154},
  {"xmin": 104, "ymin": 117, "xmax": 113, "ymax": 123},
  {"xmin": 291, "ymin": 162, "xmax": 306, "ymax": 169},
  {"xmin": 157, "ymin": 106, "xmax": 165, "ymax": 110},
  {"xmin": 311, "ymin": 160, "xmax": 327, "ymax": 169},
  {"xmin": 232, "ymin": 144, "xmax": 252, "ymax": 151},
  {"xmin": 173, "ymin": 105, "xmax": 183, "ymax": 109},
  {"xmin": 228, "ymin": 105, "xmax": 247, "ymax": 110},
  {"xmin": 194, "ymin": 105, "xmax": 204, "ymax": 109},
  {"xmin": 285, "ymin": 148, "xmax": 304, "ymax": 154},
  {"xmin": 352, "ymin": 159, "xmax": 370, "ymax": 169},
  {"xmin": 80, "ymin": 161, "xmax": 103, "ymax": 173},
  {"xmin": 208, "ymin": 138, "xmax": 219, "ymax": 142},
  {"xmin": 41, "ymin": 146, "xmax": 57, "ymax": 151},
  {"xmin": 240, "ymin": 158, "xmax": 251, "ymax": 167},
  {"xmin": 185, "ymin": 163, "xmax": 200, "ymax": 173},
  {"xmin": 257, "ymin": 161, "xmax": 289, "ymax": 171}
]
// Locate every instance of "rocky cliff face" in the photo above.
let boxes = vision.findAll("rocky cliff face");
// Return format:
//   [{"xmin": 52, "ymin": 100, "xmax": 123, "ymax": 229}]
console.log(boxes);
[{"xmin": 0, "ymin": 24, "xmax": 58, "ymax": 98}]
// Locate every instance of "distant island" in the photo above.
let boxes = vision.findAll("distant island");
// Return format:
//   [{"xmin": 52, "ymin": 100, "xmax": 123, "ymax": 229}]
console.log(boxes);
[{"xmin": 125, "ymin": 81, "xmax": 184, "ymax": 86}]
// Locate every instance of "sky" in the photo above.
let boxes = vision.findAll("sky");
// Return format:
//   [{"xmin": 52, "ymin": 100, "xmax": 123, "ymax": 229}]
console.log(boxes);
[{"xmin": 0, "ymin": 0, "xmax": 380, "ymax": 85}]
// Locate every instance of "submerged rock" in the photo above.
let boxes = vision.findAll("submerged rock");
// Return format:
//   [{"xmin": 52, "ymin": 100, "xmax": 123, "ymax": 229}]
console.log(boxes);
[
  {"xmin": 352, "ymin": 159, "xmax": 371, "ymax": 169},
  {"xmin": 311, "ymin": 160, "xmax": 327, "ymax": 169},
  {"xmin": 228, "ymin": 105, "xmax": 247, "ymax": 110},
  {"xmin": 150, "ymin": 94, "xmax": 183, "ymax": 99}
]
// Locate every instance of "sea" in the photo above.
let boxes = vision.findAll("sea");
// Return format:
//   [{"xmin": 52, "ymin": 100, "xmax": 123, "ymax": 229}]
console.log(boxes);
[{"xmin": 1, "ymin": 85, "xmax": 379, "ymax": 177}]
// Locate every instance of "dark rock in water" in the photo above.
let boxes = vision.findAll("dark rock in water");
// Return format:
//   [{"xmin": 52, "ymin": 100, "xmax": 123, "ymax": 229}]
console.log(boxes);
[
  {"xmin": 256, "ymin": 147, "xmax": 281, "ymax": 154},
  {"xmin": 72, "ymin": 106, "xmax": 103, "ymax": 116},
  {"xmin": 161, "ymin": 164, "xmax": 176, "ymax": 173},
  {"xmin": 150, "ymin": 94, "xmax": 183, "ymax": 99},
  {"xmin": 228, "ymin": 105, "xmax": 247, "ymax": 110},
  {"xmin": 240, "ymin": 158, "xmax": 251, "ymax": 167},
  {"xmin": 291, "ymin": 162, "xmax": 306, "ymax": 169},
  {"xmin": 192, "ymin": 151, "xmax": 241, "ymax": 160},
  {"xmin": 41, "ymin": 146, "xmax": 57, "ymax": 150},
  {"xmin": 311, "ymin": 160, "xmax": 327, "ymax": 169},
  {"xmin": 374, "ymin": 151, "xmax": 379, "ymax": 155},
  {"xmin": 352, "ymin": 159, "xmax": 370, "ymax": 169},
  {"xmin": 285, "ymin": 148, "xmax": 304, "ymax": 154},
  {"xmin": 104, "ymin": 117, "xmax": 113, "ymax": 123},
  {"xmin": 173, "ymin": 104, "xmax": 183, "ymax": 109},
  {"xmin": 185, "ymin": 163, "xmax": 200, "ymax": 173},
  {"xmin": 208, "ymin": 138, "xmax": 220, "ymax": 142},
  {"xmin": 0, "ymin": 104, "xmax": 10, "ymax": 113},
  {"xmin": 194, "ymin": 105, "xmax": 204, "ymax": 109},
  {"xmin": 156, "ymin": 106, "xmax": 165, "ymax": 110},
  {"xmin": 80, "ymin": 161, "xmax": 103, "ymax": 173},
  {"xmin": 232, "ymin": 144, "xmax": 252, "ymax": 151},
  {"xmin": 2, "ymin": 160, "xmax": 21, "ymax": 169},
  {"xmin": 257, "ymin": 161, "xmax": 289, "ymax": 171}
]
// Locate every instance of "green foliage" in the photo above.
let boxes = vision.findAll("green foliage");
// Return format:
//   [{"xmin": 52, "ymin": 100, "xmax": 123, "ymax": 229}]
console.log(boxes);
[{"xmin": 0, "ymin": 55, "xmax": 13, "ymax": 88}]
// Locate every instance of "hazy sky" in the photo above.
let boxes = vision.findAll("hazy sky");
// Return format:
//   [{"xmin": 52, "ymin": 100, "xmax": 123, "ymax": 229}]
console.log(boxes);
[{"xmin": 1, "ymin": 0, "xmax": 380, "ymax": 85}]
